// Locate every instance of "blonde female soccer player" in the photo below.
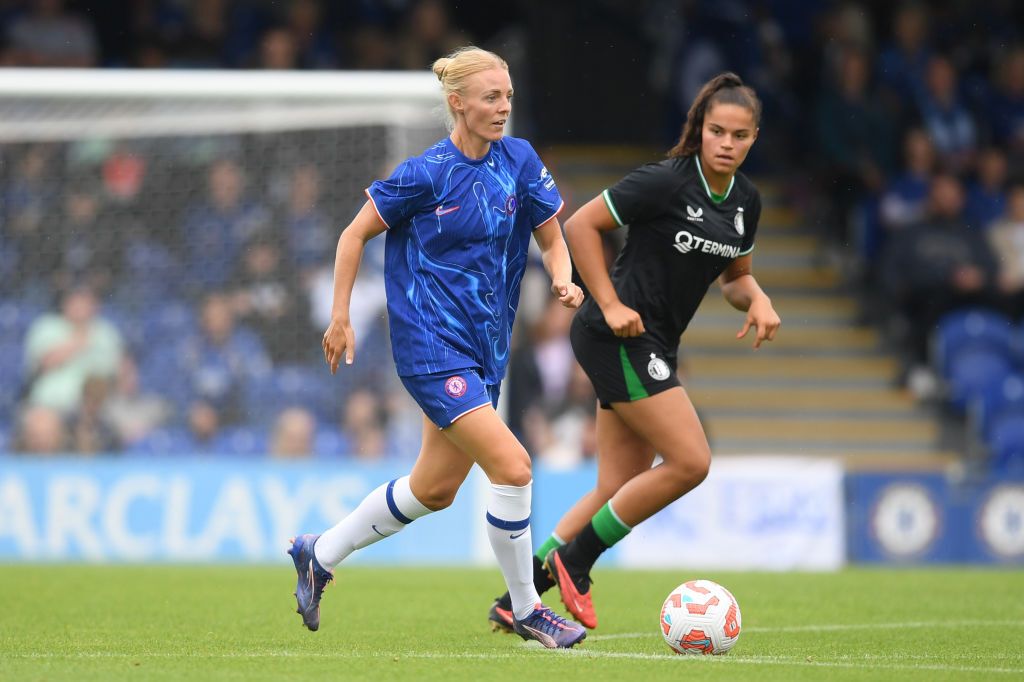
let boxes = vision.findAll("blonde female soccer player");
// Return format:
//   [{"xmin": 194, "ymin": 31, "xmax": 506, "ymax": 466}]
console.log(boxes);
[
  {"xmin": 289, "ymin": 46, "xmax": 586, "ymax": 648},
  {"xmin": 489, "ymin": 72, "xmax": 781, "ymax": 631}
]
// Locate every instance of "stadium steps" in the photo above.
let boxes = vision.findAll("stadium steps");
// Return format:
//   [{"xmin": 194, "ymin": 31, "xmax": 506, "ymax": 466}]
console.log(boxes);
[{"xmin": 546, "ymin": 146, "xmax": 953, "ymax": 469}]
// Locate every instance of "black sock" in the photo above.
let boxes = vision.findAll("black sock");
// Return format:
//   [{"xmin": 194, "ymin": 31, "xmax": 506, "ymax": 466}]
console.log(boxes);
[
  {"xmin": 560, "ymin": 522, "xmax": 608, "ymax": 580},
  {"xmin": 533, "ymin": 554, "xmax": 555, "ymax": 595},
  {"xmin": 497, "ymin": 591, "xmax": 512, "ymax": 610}
]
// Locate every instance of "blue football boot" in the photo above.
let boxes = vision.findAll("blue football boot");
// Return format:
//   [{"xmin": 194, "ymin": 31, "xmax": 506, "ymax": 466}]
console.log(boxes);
[
  {"xmin": 512, "ymin": 603, "xmax": 587, "ymax": 649},
  {"xmin": 287, "ymin": 534, "xmax": 333, "ymax": 631}
]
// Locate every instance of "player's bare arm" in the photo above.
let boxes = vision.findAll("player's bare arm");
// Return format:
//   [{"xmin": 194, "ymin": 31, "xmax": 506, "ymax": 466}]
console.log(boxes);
[
  {"xmin": 719, "ymin": 254, "xmax": 780, "ymax": 349},
  {"xmin": 565, "ymin": 196, "xmax": 645, "ymax": 337},
  {"xmin": 533, "ymin": 216, "xmax": 584, "ymax": 308},
  {"xmin": 322, "ymin": 201, "xmax": 387, "ymax": 373}
]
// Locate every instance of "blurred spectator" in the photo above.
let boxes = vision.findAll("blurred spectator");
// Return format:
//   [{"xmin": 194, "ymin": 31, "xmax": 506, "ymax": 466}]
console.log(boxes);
[
  {"xmin": 69, "ymin": 375, "xmax": 118, "ymax": 454},
  {"xmin": 276, "ymin": 164, "xmax": 334, "ymax": 278},
  {"xmin": 3, "ymin": 145, "xmax": 59, "ymax": 292},
  {"xmin": 965, "ymin": 148, "xmax": 1008, "ymax": 231},
  {"xmin": 12, "ymin": 404, "xmax": 67, "ymax": 454},
  {"xmin": 265, "ymin": 0, "xmax": 337, "ymax": 70},
  {"xmin": 187, "ymin": 401, "xmax": 221, "ymax": 449},
  {"xmin": 989, "ymin": 46, "xmax": 1024, "ymax": 151},
  {"xmin": 179, "ymin": 159, "xmax": 270, "ymax": 291},
  {"xmin": 102, "ymin": 354, "xmax": 173, "ymax": 446},
  {"xmin": 270, "ymin": 406, "xmax": 316, "ymax": 458},
  {"xmin": 230, "ymin": 232, "xmax": 314, "ymax": 363},
  {"xmin": 342, "ymin": 388, "xmax": 387, "ymax": 461},
  {"xmin": 877, "ymin": 2, "xmax": 932, "ymax": 115},
  {"xmin": 916, "ymin": 55, "xmax": 977, "ymax": 172},
  {"xmin": 51, "ymin": 179, "xmax": 123, "ymax": 298},
  {"xmin": 879, "ymin": 128, "xmax": 935, "ymax": 233},
  {"xmin": 815, "ymin": 49, "xmax": 893, "ymax": 243},
  {"xmin": 397, "ymin": 0, "xmax": 466, "ymax": 70},
  {"xmin": 256, "ymin": 26, "xmax": 298, "ymax": 70},
  {"xmin": 988, "ymin": 183, "xmax": 1024, "ymax": 319},
  {"xmin": 523, "ymin": 362, "xmax": 597, "ymax": 470},
  {"xmin": 171, "ymin": 291, "xmax": 270, "ymax": 426},
  {"xmin": 4, "ymin": 0, "xmax": 98, "ymax": 67},
  {"xmin": 23, "ymin": 285, "xmax": 123, "ymax": 415},
  {"xmin": 882, "ymin": 174, "xmax": 998, "ymax": 374},
  {"xmin": 507, "ymin": 298, "xmax": 576, "ymax": 443},
  {"xmin": 346, "ymin": 25, "xmax": 397, "ymax": 70}
]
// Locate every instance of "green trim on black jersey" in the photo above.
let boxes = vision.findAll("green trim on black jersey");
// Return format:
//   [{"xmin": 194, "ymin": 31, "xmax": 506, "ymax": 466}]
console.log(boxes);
[
  {"xmin": 695, "ymin": 156, "xmax": 734, "ymax": 204},
  {"xmin": 737, "ymin": 244, "xmax": 755, "ymax": 256},
  {"xmin": 602, "ymin": 189, "xmax": 624, "ymax": 226},
  {"xmin": 619, "ymin": 345, "xmax": 649, "ymax": 401}
]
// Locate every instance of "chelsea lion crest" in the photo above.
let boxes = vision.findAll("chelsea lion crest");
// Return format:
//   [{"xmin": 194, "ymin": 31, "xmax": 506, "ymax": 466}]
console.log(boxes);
[
  {"xmin": 647, "ymin": 353, "xmax": 671, "ymax": 381},
  {"xmin": 734, "ymin": 207, "xmax": 745, "ymax": 236}
]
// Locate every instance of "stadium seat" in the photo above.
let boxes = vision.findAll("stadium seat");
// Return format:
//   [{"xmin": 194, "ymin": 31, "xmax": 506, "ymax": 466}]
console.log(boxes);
[
  {"xmin": 245, "ymin": 364, "xmax": 342, "ymax": 424},
  {"xmin": 970, "ymin": 373, "xmax": 1024, "ymax": 443},
  {"xmin": 989, "ymin": 414, "xmax": 1024, "ymax": 475},
  {"xmin": 212, "ymin": 426, "xmax": 268, "ymax": 457},
  {"xmin": 0, "ymin": 299, "xmax": 43, "ymax": 342},
  {"xmin": 313, "ymin": 427, "xmax": 352, "ymax": 459},
  {"xmin": 933, "ymin": 308, "xmax": 1014, "ymax": 378},
  {"xmin": 139, "ymin": 301, "xmax": 197, "ymax": 356},
  {"xmin": 946, "ymin": 347, "xmax": 1014, "ymax": 413},
  {"xmin": 123, "ymin": 428, "xmax": 197, "ymax": 457}
]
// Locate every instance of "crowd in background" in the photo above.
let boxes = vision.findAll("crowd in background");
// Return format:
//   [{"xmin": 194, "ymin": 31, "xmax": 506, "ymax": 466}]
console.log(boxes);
[{"xmin": 1, "ymin": 0, "xmax": 1024, "ymax": 463}]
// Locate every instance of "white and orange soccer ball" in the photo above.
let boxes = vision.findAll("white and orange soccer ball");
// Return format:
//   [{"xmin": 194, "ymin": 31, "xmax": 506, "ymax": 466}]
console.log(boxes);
[{"xmin": 659, "ymin": 579, "xmax": 742, "ymax": 655}]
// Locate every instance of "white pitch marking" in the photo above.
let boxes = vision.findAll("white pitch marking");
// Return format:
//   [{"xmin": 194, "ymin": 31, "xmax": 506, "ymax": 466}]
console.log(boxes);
[{"xmin": 588, "ymin": 619, "xmax": 1024, "ymax": 641}]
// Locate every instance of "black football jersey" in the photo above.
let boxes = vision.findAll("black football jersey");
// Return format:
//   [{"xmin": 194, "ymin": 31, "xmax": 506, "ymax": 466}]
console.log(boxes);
[{"xmin": 575, "ymin": 155, "xmax": 761, "ymax": 350}]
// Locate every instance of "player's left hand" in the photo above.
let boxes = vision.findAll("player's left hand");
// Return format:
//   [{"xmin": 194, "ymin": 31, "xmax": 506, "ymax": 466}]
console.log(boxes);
[
  {"xmin": 736, "ymin": 296, "xmax": 780, "ymax": 350},
  {"xmin": 552, "ymin": 280, "xmax": 584, "ymax": 309}
]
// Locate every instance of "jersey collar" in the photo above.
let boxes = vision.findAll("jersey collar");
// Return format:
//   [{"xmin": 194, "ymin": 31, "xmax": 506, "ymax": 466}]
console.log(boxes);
[{"xmin": 695, "ymin": 156, "xmax": 734, "ymax": 204}]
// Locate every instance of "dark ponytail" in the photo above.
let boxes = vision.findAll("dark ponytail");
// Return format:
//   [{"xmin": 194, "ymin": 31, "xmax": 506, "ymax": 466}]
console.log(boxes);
[{"xmin": 668, "ymin": 72, "xmax": 761, "ymax": 158}]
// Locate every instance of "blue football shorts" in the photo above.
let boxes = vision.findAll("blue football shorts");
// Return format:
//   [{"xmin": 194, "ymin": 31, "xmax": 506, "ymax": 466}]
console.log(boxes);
[{"xmin": 400, "ymin": 368, "xmax": 501, "ymax": 429}]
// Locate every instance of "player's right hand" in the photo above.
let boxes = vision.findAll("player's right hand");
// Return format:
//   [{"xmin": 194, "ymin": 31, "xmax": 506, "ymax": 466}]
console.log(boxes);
[
  {"xmin": 602, "ymin": 301, "xmax": 646, "ymax": 337},
  {"xmin": 322, "ymin": 317, "xmax": 355, "ymax": 374}
]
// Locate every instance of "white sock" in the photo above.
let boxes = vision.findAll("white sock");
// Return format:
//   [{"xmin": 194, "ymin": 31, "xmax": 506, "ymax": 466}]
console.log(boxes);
[
  {"xmin": 486, "ymin": 481, "xmax": 542, "ymax": 620},
  {"xmin": 313, "ymin": 475, "xmax": 431, "ymax": 570}
]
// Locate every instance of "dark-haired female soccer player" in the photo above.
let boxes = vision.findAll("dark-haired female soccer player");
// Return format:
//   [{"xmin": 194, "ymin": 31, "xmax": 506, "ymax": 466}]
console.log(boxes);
[
  {"xmin": 287, "ymin": 46, "xmax": 586, "ymax": 648},
  {"xmin": 489, "ymin": 72, "xmax": 781, "ymax": 631}
]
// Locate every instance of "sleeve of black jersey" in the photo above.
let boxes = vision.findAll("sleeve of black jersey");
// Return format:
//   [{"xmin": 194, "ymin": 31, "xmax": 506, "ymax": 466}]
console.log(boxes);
[
  {"xmin": 739, "ymin": 187, "xmax": 761, "ymax": 256},
  {"xmin": 602, "ymin": 162, "xmax": 678, "ymax": 227}
]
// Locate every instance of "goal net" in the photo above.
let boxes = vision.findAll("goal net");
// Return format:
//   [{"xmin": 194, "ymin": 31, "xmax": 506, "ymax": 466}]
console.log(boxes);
[{"xmin": 0, "ymin": 69, "xmax": 448, "ymax": 457}]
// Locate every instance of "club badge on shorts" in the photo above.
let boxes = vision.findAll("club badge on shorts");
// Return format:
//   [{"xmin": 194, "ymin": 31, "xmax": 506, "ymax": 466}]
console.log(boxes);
[
  {"xmin": 445, "ymin": 375, "xmax": 468, "ymax": 398},
  {"xmin": 647, "ymin": 353, "xmax": 671, "ymax": 381}
]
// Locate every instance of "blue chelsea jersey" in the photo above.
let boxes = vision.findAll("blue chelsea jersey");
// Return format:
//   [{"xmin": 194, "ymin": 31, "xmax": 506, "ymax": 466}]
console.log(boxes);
[{"xmin": 366, "ymin": 135, "xmax": 563, "ymax": 384}]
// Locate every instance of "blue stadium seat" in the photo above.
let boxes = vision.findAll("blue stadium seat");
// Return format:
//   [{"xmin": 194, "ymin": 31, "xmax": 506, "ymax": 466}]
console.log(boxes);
[
  {"xmin": 123, "ymin": 428, "xmax": 197, "ymax": 457},
  {"xmin": 313, "ymin": 427, "xmax": 352, "ymax": 459},
  {"xmin": 971, "ymin": 373, "xmax": 1024, "ymax": 443},
  {"xmin": 0, "ymin": 340, "xmax": 24, "ymax": 417},
  {"xmin": 0, "ymin": 299, "xmax": 43, "ymax": 343},
  {"xmin": 989, "ymin": 415, "xmax": 1024, "ymax": 475},
  {"xmin": 212, "ymin": 426, "xmax": 268, "ymax": 457},
  {"xmin": 934, "ymin": 308, "xmax": 1014, "ymax": 378},
  {"xmin": 140, "ymin": 301, "xmax": 197, "ymax": 356},
  {"xmin": 947, "ymin": 347, "xmax": 1014, "ymax": 413},
  {"xmin": 245, "ymin": 364, "xmax": 342, "ymax": 424}
]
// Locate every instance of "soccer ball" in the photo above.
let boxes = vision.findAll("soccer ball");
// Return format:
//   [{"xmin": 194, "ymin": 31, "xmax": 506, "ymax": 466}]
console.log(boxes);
[{"xmin": 659, "ymin": 579, "xmax": 742, "ymax": 655}]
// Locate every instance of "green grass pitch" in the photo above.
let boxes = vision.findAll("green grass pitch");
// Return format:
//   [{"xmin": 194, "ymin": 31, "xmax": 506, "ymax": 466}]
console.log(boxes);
[{"xmin": 2, "ymin": 565, "xmax": 1022, "ymax": 681}]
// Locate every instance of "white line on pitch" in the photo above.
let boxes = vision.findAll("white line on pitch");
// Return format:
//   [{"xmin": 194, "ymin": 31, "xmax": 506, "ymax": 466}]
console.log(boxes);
[{"xmin": 588, "ymin": 619, "xmax": 1024, "ymax": 641}]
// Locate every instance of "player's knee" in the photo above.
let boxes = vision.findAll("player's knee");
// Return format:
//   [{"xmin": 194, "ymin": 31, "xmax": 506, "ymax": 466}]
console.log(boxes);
[
  {"xmin": 489, "ymin": 445, "xmax": 532, "ymax": 487},
  {"xmin": 415, "ymin": 481, "xmax": 460, "ymax": 511},
  {"xmin": 664, "ymin": 450, "xmax": 710, "ymax": 492}
]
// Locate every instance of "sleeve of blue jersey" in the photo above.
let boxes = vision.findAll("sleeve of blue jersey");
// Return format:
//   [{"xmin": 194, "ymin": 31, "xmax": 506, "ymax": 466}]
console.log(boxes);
[
  {"xmin": 518, "ymin": 139, "xmax": 564, "ymax": 230},
  {"xmin": 364, "ymin": 157, "xmax": 431, "ymax": 230}
]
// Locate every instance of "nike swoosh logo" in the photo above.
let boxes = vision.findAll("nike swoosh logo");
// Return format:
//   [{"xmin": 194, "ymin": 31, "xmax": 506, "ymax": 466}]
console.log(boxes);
[
  {"xmin": 435, "ymin": 204, "xmax": 460, "ymax": 216},
  {"xmin": 509, "ymin": 530, "xmax": 527, "ymax": 540},
  {"xmin": 371, "ymin": 524, "xmax": 387, "ymax": 538}
]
